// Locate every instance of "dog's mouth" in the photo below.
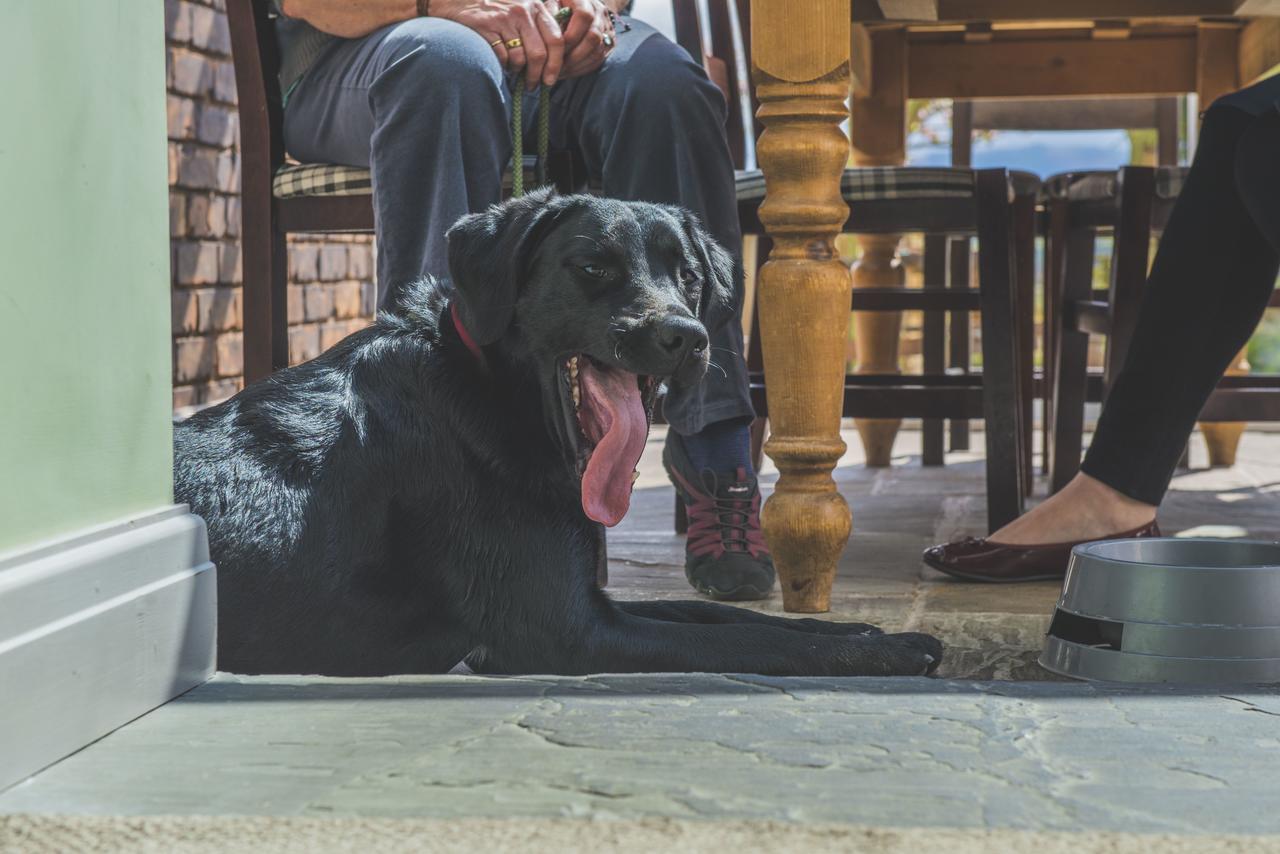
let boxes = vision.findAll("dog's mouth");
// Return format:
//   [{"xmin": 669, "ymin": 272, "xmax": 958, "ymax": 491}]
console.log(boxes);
[{"xmin": 560, "ymin": 355, "xmax": 660, "ymax": 528}]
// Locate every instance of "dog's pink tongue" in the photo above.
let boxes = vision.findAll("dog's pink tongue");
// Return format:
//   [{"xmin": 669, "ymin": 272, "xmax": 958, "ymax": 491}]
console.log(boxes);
[{"xmin": 579, "ymin": 361, "xmax": 647, "ymax": 527}]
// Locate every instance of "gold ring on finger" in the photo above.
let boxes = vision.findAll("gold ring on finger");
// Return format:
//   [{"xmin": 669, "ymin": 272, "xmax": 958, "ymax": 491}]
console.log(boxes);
[
  {"xmin": 489, "ymin": 37, "xmax": 503, "ymax": 48},
  {"xmin": 505, "ymin": 37, "xmax": 523, "ymax": 49}
]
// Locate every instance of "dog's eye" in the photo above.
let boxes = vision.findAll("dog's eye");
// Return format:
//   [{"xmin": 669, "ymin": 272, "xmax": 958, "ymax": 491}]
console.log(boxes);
[
  {"xmin": 581, "ymin": 264, "xmax": 608, "ymax": 279},
  {"xmin": 680, "ymin": 268, "xmax": 698, "ymax": 284}
]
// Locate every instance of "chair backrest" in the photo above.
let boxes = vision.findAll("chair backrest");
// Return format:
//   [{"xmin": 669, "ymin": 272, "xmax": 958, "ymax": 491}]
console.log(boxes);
[
  {"xmin": 226, "ymin": 0, "xmax": 287, "ymax": 195},
  {"xmin": 671, "ymin": 0, "xmax": 759, "ymax": 171}
]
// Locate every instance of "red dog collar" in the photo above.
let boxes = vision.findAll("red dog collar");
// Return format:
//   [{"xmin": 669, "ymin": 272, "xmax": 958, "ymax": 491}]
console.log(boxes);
[{"xmin": 450, "ymin": 301, "xmax": 487, "ymax": 367}]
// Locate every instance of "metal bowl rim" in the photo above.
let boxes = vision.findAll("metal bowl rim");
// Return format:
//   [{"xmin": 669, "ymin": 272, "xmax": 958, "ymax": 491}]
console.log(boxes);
[{"xmin": 1071, "ymin": 537, "xmax": 1280, "ymax": 570}]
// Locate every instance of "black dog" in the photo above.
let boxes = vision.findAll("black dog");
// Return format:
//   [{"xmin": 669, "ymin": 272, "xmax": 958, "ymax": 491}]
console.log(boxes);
[{"xmin": 175, "ymin": 190, "xmax": 943, "ymax": 676}]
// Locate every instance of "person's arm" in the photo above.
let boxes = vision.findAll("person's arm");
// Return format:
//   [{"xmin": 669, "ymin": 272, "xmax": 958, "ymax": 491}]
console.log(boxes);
[
  {"xmin": 279, "ymin": 0, "xmax": 420, "ymax": 39},
  {"xmin": 282, "ymin": 0, "xmax": 567, "ymax": 88}
]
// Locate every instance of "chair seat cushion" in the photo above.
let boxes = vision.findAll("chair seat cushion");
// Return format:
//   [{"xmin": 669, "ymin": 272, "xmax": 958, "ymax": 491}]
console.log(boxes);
[
  {"xmin": 273, "ymin": 163, "xmax": 371, "ymax": 199},
  {"xmin": 273, "ymin": 156, "xmax": 551, "ymax": 200},
  {"xmin": 735, "ymin": 166, "xmax": 980, "ymax": 203}
]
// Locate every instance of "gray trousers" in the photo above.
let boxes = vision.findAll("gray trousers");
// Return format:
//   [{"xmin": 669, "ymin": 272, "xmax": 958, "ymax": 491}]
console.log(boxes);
[{"xmin": 282, "ymin": 16, "xmax": 752, "ymax": 434}]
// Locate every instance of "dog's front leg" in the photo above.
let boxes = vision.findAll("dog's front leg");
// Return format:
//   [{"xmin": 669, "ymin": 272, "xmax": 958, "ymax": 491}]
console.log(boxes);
[
  {"xmin": 614, "ymin": 600, "xmax": 882, "ymax": 637},
  {"xmin": 488, "ymin": 609, "xmax": 941, "ymax": 677}
]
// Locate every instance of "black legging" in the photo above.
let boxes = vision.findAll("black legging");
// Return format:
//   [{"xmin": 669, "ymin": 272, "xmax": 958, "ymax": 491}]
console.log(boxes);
[{"xmin": 1080, "ymin": 75, "xmax": 1280, "ymax": 506}]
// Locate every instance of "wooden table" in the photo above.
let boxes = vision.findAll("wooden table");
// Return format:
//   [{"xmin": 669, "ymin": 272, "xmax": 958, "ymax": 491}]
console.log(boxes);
[{"xmin": 748, "ymin": 1, "xmax": 1280, "ymax": 612}]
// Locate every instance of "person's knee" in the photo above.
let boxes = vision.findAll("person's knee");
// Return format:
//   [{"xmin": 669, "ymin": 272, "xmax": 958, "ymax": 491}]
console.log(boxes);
[
  {"xmin": 374, "ymin": 18, "xmax": 505, "ymax": 106},
  {"xmin": 604, "ymin": 37, "xmax": 726, "ymax": 127}
]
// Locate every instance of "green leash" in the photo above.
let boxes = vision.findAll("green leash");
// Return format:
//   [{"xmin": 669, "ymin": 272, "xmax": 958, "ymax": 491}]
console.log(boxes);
[{"xmin": 510, "ymin": 7, "xmax": 571, "ymax": 197}]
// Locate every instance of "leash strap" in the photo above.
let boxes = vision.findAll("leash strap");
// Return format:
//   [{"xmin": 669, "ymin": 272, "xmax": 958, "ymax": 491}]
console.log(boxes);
[
  {"xmin": 510, "ymin": 7, "xmax": 570, "ymax": 197},
  {"xmin": 459, "ymin": 10, "xmax": 573, "ymax": 366}
]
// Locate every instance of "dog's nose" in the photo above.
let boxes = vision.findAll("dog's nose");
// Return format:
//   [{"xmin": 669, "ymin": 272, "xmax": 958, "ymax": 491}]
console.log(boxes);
[{"xmin": 655, "ymin": 315, "xmax": 708, "ymax": 361}]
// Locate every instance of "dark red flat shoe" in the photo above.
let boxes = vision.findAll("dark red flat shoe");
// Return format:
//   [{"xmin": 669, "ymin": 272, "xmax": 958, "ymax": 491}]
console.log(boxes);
[{"xmin": 922, "ymin": 520, "xmax": 1162, "ymax": 583}]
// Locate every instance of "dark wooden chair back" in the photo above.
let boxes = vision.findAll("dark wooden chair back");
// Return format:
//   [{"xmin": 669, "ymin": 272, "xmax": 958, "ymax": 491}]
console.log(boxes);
[
  {"xmin": 672, "ymin": 0, "xmax": 759, "ymax": 170},
  {"xmin": 226, "ymin": 0, "xmax": 293, "ymax": 380},
  {"xmin": 226, "ymin": 0, "xmax": 287, "ymax": 207}
]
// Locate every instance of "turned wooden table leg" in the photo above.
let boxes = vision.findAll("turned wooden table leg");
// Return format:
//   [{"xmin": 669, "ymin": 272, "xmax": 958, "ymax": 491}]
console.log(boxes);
[
  {"xmin": 1201, "ymin": 346, "xmax": 1250, "ymax": 467},
  {"xmin": 848, "ymin": 27, "xmax": 908, "ymax": 468},
  {"xmin": 751, "ymin": 0, "xmax": 851, "ymax": 613}
]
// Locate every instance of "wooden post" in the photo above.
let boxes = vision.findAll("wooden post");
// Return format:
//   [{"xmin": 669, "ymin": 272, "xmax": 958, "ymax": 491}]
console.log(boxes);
[
  {"xmin": 750, "ymin": 0, "xmax": 852, "ymax": 613},
  {"xmin": 849, "ymin": 27, "xmax": 908, "ymax": 467},
  {"xmin": 1195, "ymin": 21, "xmax": 1247, "ymax": 468}
]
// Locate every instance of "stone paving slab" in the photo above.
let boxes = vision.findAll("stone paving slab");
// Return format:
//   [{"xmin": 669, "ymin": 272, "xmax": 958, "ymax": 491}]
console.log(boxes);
[{"xmin": 2, "ymin": 674, "xmax": 1279, "ymax": 836}]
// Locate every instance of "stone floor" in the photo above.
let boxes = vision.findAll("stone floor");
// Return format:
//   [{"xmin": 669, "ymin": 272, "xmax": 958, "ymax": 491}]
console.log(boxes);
[
  {"xmin": 612, "ymin": 424, "xmax": 1280, "ymax": 681},
  {"xmin": 3, "ymin": 426, "xmax": 1280, "ymax": 848},
  {"xmin": 2, "ymin": 675, "xmax": 1279, "ymax": 837}
]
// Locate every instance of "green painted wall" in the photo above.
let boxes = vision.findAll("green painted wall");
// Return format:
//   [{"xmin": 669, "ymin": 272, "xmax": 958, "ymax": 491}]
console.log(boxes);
[{"xmin": 0, "ymin": 2, "xmax": 173, "ymax": 553}]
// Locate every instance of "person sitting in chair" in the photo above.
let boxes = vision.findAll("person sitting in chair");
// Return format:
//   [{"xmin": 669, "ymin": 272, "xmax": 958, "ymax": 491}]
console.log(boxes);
[
  {"xmin": 926, "ymin": 75, "xmax": 1280, "ymax": 582},
  {"xmin": 273, "ymin": 0, "xmax": 774, "ymax": 600}
]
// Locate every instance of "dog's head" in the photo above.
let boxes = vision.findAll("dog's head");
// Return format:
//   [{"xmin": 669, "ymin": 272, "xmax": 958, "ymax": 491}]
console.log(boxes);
[{"xmin": 446, "ymin": 189, "xmax": 738, "ymax": 527}]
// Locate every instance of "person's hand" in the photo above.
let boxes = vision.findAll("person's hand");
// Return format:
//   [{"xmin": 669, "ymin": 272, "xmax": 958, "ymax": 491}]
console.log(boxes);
[
  {"xmin": 431, "ymin": 0, "xmax": 566, "ymax": 89},
  {"xmin": 546, "ymin": 0, "xmax": 615, "ymax": 80}
]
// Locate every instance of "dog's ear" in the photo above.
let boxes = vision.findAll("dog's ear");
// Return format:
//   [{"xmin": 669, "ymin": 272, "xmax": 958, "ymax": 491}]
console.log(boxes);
[
  {"xmin": 446, "ymin": 187, "xmax": 570, "ymax": 345},
  {"xmin": 677, "ymin": 210, "xmax": 739, "ymax": 332}
]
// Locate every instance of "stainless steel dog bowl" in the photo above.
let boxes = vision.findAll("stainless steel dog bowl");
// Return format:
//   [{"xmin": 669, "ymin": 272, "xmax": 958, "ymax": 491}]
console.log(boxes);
[{"xmin": 1040, "ymin": 538, "xmax": 1280, "ymax": 683}]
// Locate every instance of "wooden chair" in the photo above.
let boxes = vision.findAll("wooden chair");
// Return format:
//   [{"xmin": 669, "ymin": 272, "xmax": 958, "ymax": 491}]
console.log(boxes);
[
  {"xmin": 225, "ymin": 0, "xmax": 576, "ymax": 384},
  {"xmin": 675, "ymin": 1, "xmax": 1027, "ymax": 532},
  {"xmin": 951, "ymin": 97, "xmax": 1182, "ymax": 482},
  {"xmin": 1047, "ymin": 165, "xmax": 1280, "ymax": 491},
  {"xmin": 921, "ymin": 170, "xmax": 1039, "ymax": 498}
]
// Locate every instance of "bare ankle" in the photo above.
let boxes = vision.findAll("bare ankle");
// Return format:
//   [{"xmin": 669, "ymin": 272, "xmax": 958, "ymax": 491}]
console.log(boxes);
[{"xmin": 1070, "ymin": 474, "xmax": 1157, "ymax": 524}]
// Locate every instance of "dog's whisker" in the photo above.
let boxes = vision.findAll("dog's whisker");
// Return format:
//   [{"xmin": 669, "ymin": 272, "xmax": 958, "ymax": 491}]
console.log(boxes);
[{"xmin": 706, "ymin": 360, "xmax": 728, "ymax": 379}]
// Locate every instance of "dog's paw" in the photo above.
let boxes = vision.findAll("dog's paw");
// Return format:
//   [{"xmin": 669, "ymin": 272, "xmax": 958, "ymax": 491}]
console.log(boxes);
[
  {"xmin": 835, "ymin": 631, "xmax": 945, "ymax": 677},
  {"xmin": 890, "ymin": 631, "xmax": 944, "ymax": 676}
]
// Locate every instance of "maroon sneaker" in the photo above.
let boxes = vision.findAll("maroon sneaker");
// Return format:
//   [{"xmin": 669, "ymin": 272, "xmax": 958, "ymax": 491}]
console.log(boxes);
[{"xmin": 663, "ymin": 432, "xmax": 775, "ymax": 601}]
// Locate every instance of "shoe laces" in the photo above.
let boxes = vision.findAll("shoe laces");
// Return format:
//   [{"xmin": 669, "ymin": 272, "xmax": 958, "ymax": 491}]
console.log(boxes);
[{"xmin": 681, "ymin": 466, "xmax": 770, "ymax": 560}]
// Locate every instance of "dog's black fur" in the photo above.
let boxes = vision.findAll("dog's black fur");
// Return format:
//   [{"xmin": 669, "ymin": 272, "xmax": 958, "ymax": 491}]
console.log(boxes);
[{"xmin": 176, "ymin": 191, "xmax": 943, "ymax": 676}]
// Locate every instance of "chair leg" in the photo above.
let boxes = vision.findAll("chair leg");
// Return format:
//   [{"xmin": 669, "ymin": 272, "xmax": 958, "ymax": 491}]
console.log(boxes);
[
  {"xmin": 975, "ymin": 170, "xmax": 1026, "ymax": 533},
  {"xmin": 747, "ymin": 235, "xmax": 769, "ymax": 475},
  {"xmin": 922, "ymin": 234, "xmax": 948, "ymax": 466},
  {"xmin": 1014, "ymin": 193, "xmax": 1037, "ymax": 494},
  {"xmin": 1050, "ymin": 223, "xmax": 1096, "ymax": 494},
  {"xmin": 242, "ymin": 210, "xmax": 288, "ymax": 384},
  {"xmin": 948, "ymin": 236, "xmax": 972, "ymax": 451},
  {"xmin": 749, "ymin": 416, "xmax": 767, "ymax": 472},
  {"xmin": 1105, "ymin": 167, "xmax": 1155, "ymax": 392},
  {"xmin": 1042, "ymin": 200, "xmax": 1067, "ymax": 475}
]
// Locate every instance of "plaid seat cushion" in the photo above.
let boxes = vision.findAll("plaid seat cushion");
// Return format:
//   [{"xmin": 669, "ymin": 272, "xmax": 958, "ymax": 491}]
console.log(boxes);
[
  {"xmin": 736, "ymin": 167, "xmax": 1007, "ymax": 203},
  {"xmin": 273, "ymin": 163, "xmax": 372, "ymax": 199},
  {"xmin": 274, "ymin": 157, "xmax": 552, "ymax": 200},
  {"xmin": 1041, "ymin": 167, "xmax": 1189, "ymax": 203}
]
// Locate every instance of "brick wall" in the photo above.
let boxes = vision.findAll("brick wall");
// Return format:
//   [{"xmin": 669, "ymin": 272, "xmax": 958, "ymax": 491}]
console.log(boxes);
[{"xmin": 165, "ymin": 0, "xmax": 375, "ymax": 411}]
